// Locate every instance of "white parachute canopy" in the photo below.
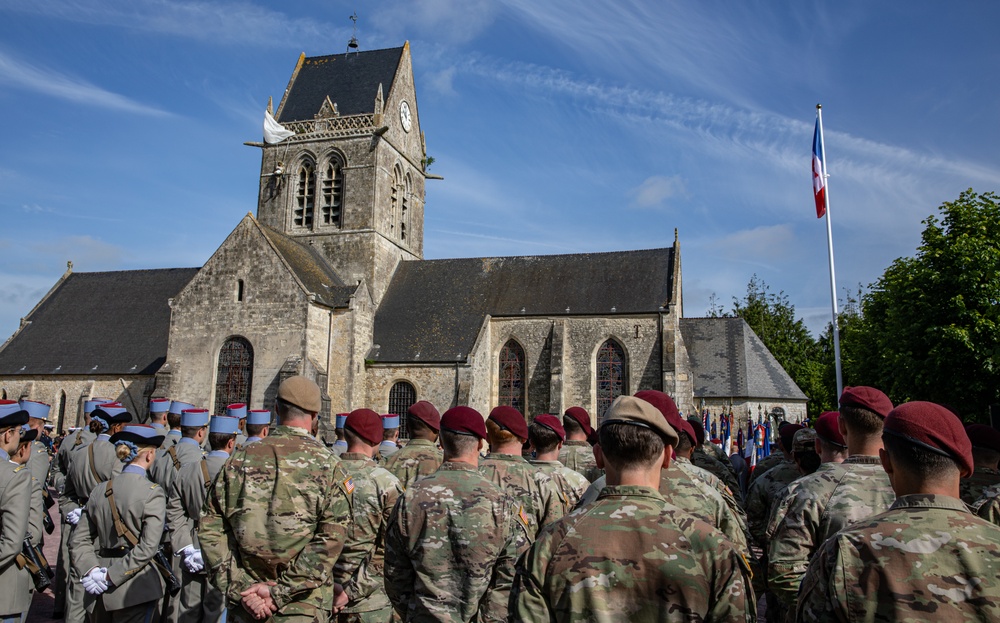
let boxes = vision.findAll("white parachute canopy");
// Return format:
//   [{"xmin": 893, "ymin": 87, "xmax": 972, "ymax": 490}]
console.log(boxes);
[{"xmin": 263, "ymin": 110, "xmax": 295, "ymax": 144}]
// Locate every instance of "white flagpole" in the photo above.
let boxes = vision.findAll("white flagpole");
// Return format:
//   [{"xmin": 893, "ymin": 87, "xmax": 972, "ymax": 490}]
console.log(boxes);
[{"xmin": 817, "ymin": 104, "xmax": 844, "ymax": 401}]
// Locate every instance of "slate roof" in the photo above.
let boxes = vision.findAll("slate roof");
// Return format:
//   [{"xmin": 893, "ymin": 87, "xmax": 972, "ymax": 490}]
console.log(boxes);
[
  {"xmin": 258, "ymin": 224, "xmax": 356, "ymax": 308},
  {"xmin": 370, "ymin": 248, "xmax": 674, "ymax": 363},
  {"xmin": 0, "ymin": 268, "xmax": 198, "ymax": 376},
  {"xmin": 276, "ymin": 47, "xmax": 404, "ymax": 122},
  {"xmin": 679, "ymin": 317, "xmax": 808, "ymax": 402}
]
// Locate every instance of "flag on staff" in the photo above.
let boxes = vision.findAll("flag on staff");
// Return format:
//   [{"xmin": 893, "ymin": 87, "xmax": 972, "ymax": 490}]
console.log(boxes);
[
  {"xmin": 763, "ymin": 419, "xmax": 772, "ymax": 457},
  {"xmin": 812, "ymin": 118, "xmax": 826, "ymax": 218}
]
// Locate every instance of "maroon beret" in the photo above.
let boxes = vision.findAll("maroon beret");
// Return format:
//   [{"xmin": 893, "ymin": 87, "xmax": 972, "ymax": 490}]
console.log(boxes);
[
  {"xmin": 345, "ymin": 409, "xmax": 383, "ymax": 446},
  {"xmin": 779, "ymin": 423, "xmax": 804, "ymax": 452},
  {"xmin": 441, "ymin": 406, "xmax": 487, "ymax": 440},
  {"xmin": 489, "ymin": 406, "xmax": 528, "ymax": 440},
  {"xmin": 815, "ymin": 411, "xmax": 846, "ymax": 447},
  {"xmin": 563, "ymin": 407, "xmax": 593, "ymax": 436},
  {"xmin": 532, "ymin": 414, "xmax": 565, "ymax": 441},
  {"xmin": 840, "ymin": 386, "xmax": 893, "ymax": 418},
  {"xmin": 635, "ymin": 390, "xmax": 686, "ymax": 448},
  {"xmin": 885, "ymin": 401, "xmax": 973, "ymax": 478},
  {"xmin": 407, "ymin": 401, "xmax": 441, "ymax": 431},
  {"xmin": 965, "ymin": 423, "xmax": 1000, "ymax": 453},
  {"xmin": 686, "ymin": 417, "xmax": 706, "ymax": 446}
]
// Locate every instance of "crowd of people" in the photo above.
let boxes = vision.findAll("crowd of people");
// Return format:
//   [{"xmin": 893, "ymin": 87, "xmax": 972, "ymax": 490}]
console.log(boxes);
[{"xmin": 2, "ymin": 379, "xmax": 1000, "ymax": 622}]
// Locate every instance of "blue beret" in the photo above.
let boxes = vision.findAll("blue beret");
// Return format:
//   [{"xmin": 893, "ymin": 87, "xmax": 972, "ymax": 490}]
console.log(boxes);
[
  {"xmin": 149, "ymin": 398, "xmax": 171, "ymax": 414},
  {"xmin": 111, "ymin": 424, "xmax": 164, "ymax": 448},
  {"xmin": 180, "ymin": 409, "xmax": 210, "ymax": 427},
  {"xmin": 247, "ymin": 410, "xmax": 271, "ymax": 426},
  {"xmin": 20, "ymin": 400, "xmax": 51, "ymax": 421},
  {"xmin": 209, "ymin": 415, "xmax": 240, "ymax": 435},
  {"xmin": 335, "ymin": 413, "xmax": 348, "ymax": 428},
  {"xmin": 226, "ymin": 403, "xmax": 248, "ymax": 419},
  {"xmin": 84, "ymin": 398, "xmax": 113, "ymax": 413},
  {"xmin": 381, "ymin": 414, "xmax": 400, "ymax": 429},
  {"xmin": 169, "ymin": 400, "xmax": 196, "ymax": 415}
]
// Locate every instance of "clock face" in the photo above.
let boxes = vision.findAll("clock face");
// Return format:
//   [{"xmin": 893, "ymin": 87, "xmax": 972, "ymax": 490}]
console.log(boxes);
[{"xmin": 400, "ymin": 100, "xmax": 412, "ymax": 132}]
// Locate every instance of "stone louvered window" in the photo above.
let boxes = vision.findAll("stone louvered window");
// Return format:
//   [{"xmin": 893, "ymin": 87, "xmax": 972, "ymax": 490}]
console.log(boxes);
[
  {"xmin": 215, "ymin": 336, "xmax": 254, "ymax": 415},
  {"xmin": 401, "ymin": 173, "xmax": 411, "ymax": 241},
  {"xmin": 294, "ymin": 162, "xmax": 315, "ymax": 228},
  {"xmin": 388, "ymin": 381, "xmax": 417, "ymax": 440},
  {"xmin": 390, "ymin": 165, "xmax": 403, "ymax": 237},
  {"xmin": 321, "ymin": 155, "xmax": 344, "ymax": 227},
  {"xmin": 498, "ymin": 340, "xmax": 526, "ymax": 414},
  {"xmin": 596, "ymin": 339, "xmax": 627, "ymax": 425}
]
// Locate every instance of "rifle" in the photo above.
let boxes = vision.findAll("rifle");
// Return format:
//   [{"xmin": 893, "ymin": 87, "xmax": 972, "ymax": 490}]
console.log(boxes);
[
  {"xmin": 153, "ymin": 548, "xmax": 181, "ymax": 596},
  {"xmin": 42, "ymin": 484, "xmax": 56, "ymax": 534},
  {"xmin": 19, "ymin": 536, "xmax": 54, "ymax": 591}
]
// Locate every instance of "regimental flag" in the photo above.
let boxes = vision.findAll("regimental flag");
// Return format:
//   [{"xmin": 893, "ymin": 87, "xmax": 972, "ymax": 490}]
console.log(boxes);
[{"xmin": 812, "ymin": 118, "xmax": 826, "ymax": 218}]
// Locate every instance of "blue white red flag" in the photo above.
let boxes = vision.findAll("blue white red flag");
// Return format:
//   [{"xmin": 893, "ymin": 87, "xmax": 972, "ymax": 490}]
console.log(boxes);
[{"xmin": 812, "ymin": 119, "xmax": 826, "ymax": 218}]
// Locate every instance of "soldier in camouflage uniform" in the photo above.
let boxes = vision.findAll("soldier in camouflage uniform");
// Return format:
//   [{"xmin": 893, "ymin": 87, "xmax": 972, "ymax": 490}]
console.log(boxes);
[
  {"xmin": 513, "ymin": 395, "xmax": 754, "ymax": 622},
  {"xmin": 382, "ymin": 401, "xmax": 442, "ymax": 490},
  {"xmin": 480, "ymin": 406, "xmax": 563, "ymax": 539},
  {"xmin": 745, "ymin": 423, "xmax": 805, "ymax": 547},
  {"xmin": 331, "ymin": 409, "xmax": 403, "ymax": 623},
  {"xmin": 748, "ymin": 422, "xmax": 793, "ymax": 486},
  {"xmin": 384, "ymin": 406, "xmax": 528, "ymax": 622},
  {"xmin": 960, "ymin": 423, "xmax": 1000, "ymax": 505},
  {"xmin": 798, "ymin": 401, "xmax": 1000, "ymax": 622},
  {"xmin": 688, "ymin": 416, "xmax": 743, "ymax": 500},
  {"xmin": 976, "ymin": 483, "xmax": 1000, "ymax": 526},
  {"xmin": 200, "ymin": 376, "xmax": 354, "ymax": 623},
  {"xmin": 557, "ymin": 407, "xmax": 602, "ymax": 482},
  {"xmin": 527, "ymin": 415, "xmax": 589, "ymax": 513}
]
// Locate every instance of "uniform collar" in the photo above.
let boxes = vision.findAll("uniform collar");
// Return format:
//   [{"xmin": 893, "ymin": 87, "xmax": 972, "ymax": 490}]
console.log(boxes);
[
  {"xmin": 889, "ymin": 493, "xmax": 968, "ymax": 513},
  {"xmin": 122, "ymin": 465, "xmax": 146, "ymax": 476},
  {"xmin": 245, "ymin": 436, "xmax": 262, "ymax": 443},
  {"xmin": 844, "ymin": 455, "xmax": 883, "ymax": 465},
  {"xmin": 167, "ymin": 430, "xmax": 182, "ymax": 437},
  {"xmin": 341, "ymin": 452, "xmax": 374, "ymax": 462},
  {"xmin": 440, "ymin": 460, "xmax": 478, "ymax": 472},
  {"xmin": 333, "ymin": 440, "xmax": 348, "ymax": 447},
  {"xmin": 179, "ymin": 437, "xmax": 200, "ymax": 446},
  {"xmin": 484, "ymin": 452, "xmax": 528, "ymax": 463},
  {"xmin": 207, "ymin": 450, "xmax": 230, "ymax": 459},
  {"xmin": 406, "ymin": 438, "xmax": 437, "ymax": 447},
  {"xmin": 0, "ymin": 448, "xmax": 8, "ymax": 461},
  {"xmin": 597, "ymin": 484, "xmax": 665, "ymax": 501},
  {"xmin": 97, "ymin": 434, "xmax": 111, "ymax": 442}
]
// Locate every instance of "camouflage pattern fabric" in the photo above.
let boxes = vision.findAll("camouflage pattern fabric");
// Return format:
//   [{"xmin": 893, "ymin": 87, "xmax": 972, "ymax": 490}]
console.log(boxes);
[
  {"xmin": 332, "ymin": 453, "xmax": 403, "ymax": 616},
  {"xmin": 974, "ymin": 483, "xmax": 1000, "ymax": 526},
  {"xmin": 557, "ymin": 440, "xmax": 602, "ymax": 483},
  {"xmin": 766, "ymin": 456, "xmax": 895, "ymax": 612},
  {"xmin": 675, "ymin": 456, "xmax": 749, "ymax": 522},
  {"xmin": 383, "ymin": 461, "xmax": 528, "ymax": 623},
  {"xmin": 480, "ymin": 453, "xmax": 564, "ymax": 539},
  {"xmin": 797, "ymin": 494, "xmax": 1000, "ymax": 622},
  {"xmin": 381, "ymin": 439, "xmax": 443, "ymax": 491},
  {"xmin": 529, "ymin": 459, "xmax": 590, "ymax": 514},
  {"xmin": 749, "ymin": 452, "xmax": 784, "ymax": 486},
  {"xmin": 746, "ymin": 459, "xmax": 801, "ymax": 547},
  {"xmin": 513, "ymin": 484, "xmax": 755, "ymax": 622},
  {"xmin": 692, "ymin": 447, "xmax": 743, "ymax": 502},
  {"xmin": 199, "ymin": 425, "xmax": 353, "ymax": 622},
  {"xmin": 961, "ymin": 467, "xmax": 1000, "ymax": 506}
]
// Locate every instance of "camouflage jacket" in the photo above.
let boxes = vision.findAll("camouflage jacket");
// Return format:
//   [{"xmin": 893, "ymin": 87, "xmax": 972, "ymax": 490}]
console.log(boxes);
[
  {"xmin": 384, "ymin": 461, "xmax": 528, "ymax": 623},
  {"xmin": 746, "ymin": 458, "xmax": 801, "ymax": 547},
  {"xmin": 797, "ymin": 494, "xmax": 1000, "ymax": 622},
  {"xmin": 766, "ymin": 456, "xmax": 895, "ymax": 611},
  {"xmin": 974, "ymin": 483, "xmax": 1000, "ymax": 526},
  {"xmin": 557, "ymin": 440, "xmax": 602, "ymax": 483},
  {"xmin": 332, "ymin": 453, "xmax": 403, "ymax": 614},
  {"xmin": 529, "ymin": 459, "xmax": 590, "ymax": 514},
  {"xmin": 513, "ymin": 484, "xmax": 755, "ymax": 622},
  {"xmin": 382, "ymin": 439, "xmax": 443, "ymax": 491},
  {"xmin": 961, "ymin": 467, "xmax": 1000, "ymax": 506},
  {"xmin": 693, "ymin": 446, "xmax": 742, "ymax": 502},
  {"xmin": 199, "ymin": 425, "xmax": 354, "ymax": 622},
  {"xmin": 675, "ymin": 456, "xmax": 748, "ymax": 521},
  {"xmin": 480, "ymin": 453, "xmax": 563, "ymax": 539},
  {"xmin": 749, "ymin": 452, "xmax": 784, "ymax": 486}
]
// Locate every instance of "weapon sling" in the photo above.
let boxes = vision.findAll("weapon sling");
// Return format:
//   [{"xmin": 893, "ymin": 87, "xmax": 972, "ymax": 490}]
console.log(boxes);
[{"xmin": 104, "ymin": 480, "xmax": 180, "ymax": 594}]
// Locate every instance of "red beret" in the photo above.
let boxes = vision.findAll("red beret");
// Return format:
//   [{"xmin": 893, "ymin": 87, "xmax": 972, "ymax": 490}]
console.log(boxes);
[
  {"xmin": 532, "ymin": 414, "xmax": 565, "ymax": 441},
  {"xmin": 407, "ymin": 401, "xmax": 441, "ymax": 431},
  {"xmin": 779, "ymin": 423, "xmax": 804, "ymax": 452},
  {"xmin": 686, "ymin": 417, "xmax": 706, "ymax": 446},
  {"xmin": 885, "ymin": 401, "xmax": 973, "ymax": 478},
  {"xmin": 635, "ymin": 390, "xmax": 688, "ymax": 447},
  {"xmin": 345, "ymin": 409, "xmax": 383, "ymax": 446},
  {"xmin": 840, "ymin": 386, "xmax": 893, "ymax": 418},
  {"xmin": 489, "ymin": 406, "xmax": 528, "ymax": 440},
  {"xmin": 965, "ymin": 423, "xmax": 1000, "ymax": 453},
  {"xmin": 815, "ymin": 411, "xmax": 846, "ymax": 447},
  {"xmin": 563, "ymin": 407, "xmax": 593, "ymax": 435},
  {"xmin": 441, "ymin": 406, "xmax": 487, "ymax": 440}
]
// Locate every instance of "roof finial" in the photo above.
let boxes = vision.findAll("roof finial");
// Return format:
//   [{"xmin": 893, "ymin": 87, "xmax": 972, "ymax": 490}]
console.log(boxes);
[{"xmin": 348, "ymin": 11, "xmax": 360, "ymax": 53}]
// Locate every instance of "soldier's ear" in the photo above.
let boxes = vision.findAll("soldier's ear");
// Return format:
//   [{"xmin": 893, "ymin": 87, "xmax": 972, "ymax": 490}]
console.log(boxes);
[
  {"xmin": 878, "ymin": 447, "xmax": 893, "ymax": 476},
  {"xmin": 593, "ymin": 443, "xmax": 605, "ymax": 469}
]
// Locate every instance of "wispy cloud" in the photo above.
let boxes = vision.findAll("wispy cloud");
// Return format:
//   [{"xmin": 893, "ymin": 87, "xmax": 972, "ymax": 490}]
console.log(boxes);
[
  {"xmin": 629, "ymin": 175, "xmax": 687, "ymax": 209},
  {"xmin": 21, "ymin": 204, "xmax": 122, "ymax": 223},
  {"xmin": 0, "ymin": 49, "xmax": 170, "ymax": 116},
  {"xmin": 374, "ymin": 0, "xmax": 499, "ymax": 45}
]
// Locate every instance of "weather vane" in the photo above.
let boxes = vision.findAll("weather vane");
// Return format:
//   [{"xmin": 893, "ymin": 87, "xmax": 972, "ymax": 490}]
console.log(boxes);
[{"xmin": 348, "ymin": 11, "xmax": 359, "ymax": 52}]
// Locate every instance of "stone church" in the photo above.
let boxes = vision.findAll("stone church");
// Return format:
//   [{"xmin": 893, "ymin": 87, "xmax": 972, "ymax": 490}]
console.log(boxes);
[{"xmin": 0, "ymin": 43, "xmax": 807, "ymax": 436}]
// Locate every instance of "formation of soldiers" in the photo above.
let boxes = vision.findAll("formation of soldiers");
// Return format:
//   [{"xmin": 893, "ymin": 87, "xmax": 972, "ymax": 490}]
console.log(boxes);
[{"xmin": 3, "ymin": 380, "xmax": 1000, "ymax": 622}]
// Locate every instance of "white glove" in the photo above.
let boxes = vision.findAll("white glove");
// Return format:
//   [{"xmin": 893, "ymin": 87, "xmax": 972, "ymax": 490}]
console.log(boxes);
[
  {"xmin": 184, "ymin": 549, "xmax": 204, "ymax": 573},
  {"xmin": 66, "ymin": 508, "xmax": 83, "ymax": 525},
  {"xmin": 82, "ymin": 567, "xmax": 109, "ymax": 595}
]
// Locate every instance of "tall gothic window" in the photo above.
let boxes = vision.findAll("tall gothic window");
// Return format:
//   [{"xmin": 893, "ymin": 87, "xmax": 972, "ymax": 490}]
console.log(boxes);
[
  {"xmin": 294, "ymin": 162, "xmax": 315, "ymax": 228},
  {"xmin": 388, "ymin": 381, "xmax": 417, "ymax": 440},
  {"xmin": 596, "ymin": 339, "xmax": 626, "ymax": 425},
  {"xmin": 215, "ymin": 336, "xmax": 254, "ymax": 415},
  {"xmin": 321, "ymin": 155, "xmax": 344, "ymax": 227},
  {"xmin": 390, "ymin": 165, "xmax": 403, "ymax": 238},
  {"xmin": 498, "ymin": 340, "xmax": 526, "ymax": 414},
  {"xmin": 401, "ymin": 173, "xmax": 411, "ymax": 241}
]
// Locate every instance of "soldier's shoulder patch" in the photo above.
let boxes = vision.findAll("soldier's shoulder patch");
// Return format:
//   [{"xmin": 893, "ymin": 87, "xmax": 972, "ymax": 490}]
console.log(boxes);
[
  {"xmin": 518, "ymin": 505, "xmax": 530, "ymax": 528},
  {"xmin": 344, "ymin": 477, "xmax": 355, "ymax": 494},
  {"xmin": 12, "ymin": 464, "xmax": 26, "ymax": 473}
]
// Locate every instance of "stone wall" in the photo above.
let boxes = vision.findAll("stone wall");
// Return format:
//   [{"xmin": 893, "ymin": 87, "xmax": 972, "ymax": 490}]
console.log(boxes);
[{"xmin": 0, "ymin": 375, "xmax": 156, "ymax": 432}]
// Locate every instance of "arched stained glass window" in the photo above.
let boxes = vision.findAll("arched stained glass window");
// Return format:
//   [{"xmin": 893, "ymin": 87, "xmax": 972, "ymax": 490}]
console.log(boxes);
[
  {"xmin": 596, "ymin": 339, "xmax": 627, "ymax": 425},
  {"xmin": 215, "ymin": 337, "xmax": 254, "ymax": 415},
  {"xmin": 388, "ymin": 381, "xmax": 417, "ymax": 440},
  {"xmin": 498, "ymin": 340, "xmax": 526, "ymax": 414}
]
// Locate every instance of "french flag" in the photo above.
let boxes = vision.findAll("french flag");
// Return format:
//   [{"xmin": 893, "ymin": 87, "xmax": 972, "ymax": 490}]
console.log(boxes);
[{"xmin": 812, "ymin": 119, "xmax": 826, "ymax": 218}]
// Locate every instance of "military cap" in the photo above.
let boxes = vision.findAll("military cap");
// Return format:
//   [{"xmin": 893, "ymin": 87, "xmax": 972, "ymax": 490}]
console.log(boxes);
[
  {"xmin": 84, "ymin": 397, "xmax": 113, "ymax": 413},
  {"xmin": 408, "ymin": 401, "xmax": 441, "ymax": 431},
  {"xmin": 346, "ymin": 409, "xmax": 383, "ymax": 445},
  {"xmin": 778, "ymin": 423, "xmax": 804, "ymax": 452},
  {"xmin": 603, "ymin": 395, "xmax": 679, "ymax": 447},
  {"xmin": 209, "ymin": 415, "xmax": 240, "ymax": 435},
  {"xmin": 180, "ymin": 408, "xmax": 210, "ymax": 428},
  {"xmin": 169, "ymin": 400, "xmax": 196, "ymax": 415},
  {"xmin": 840, "ymin": 386, "xmax": 893, "ymax": 418},
  {"xmin": 965, "ymin": 423, "xmax": 1000, "ymax": 453},
  {"xmin": 335, "ymin": 413, "xmax": 349, "ymax": 428},
  {"xmin": 111, "ymin": 424, "xmax": 164, "ymax": 448},
  {"xmin": 277, "ymin": 375, "xmax": 321, "ymax": 413},
  {"xmin": 686, "ymin": 416, "xmax": 706, "ymax": 446},
  {"xmin": 488, "ymin": 405, "xmax": 528, "ymax": 439},
  {"xmin": 884, "ymin": 401, "xmax": 974, "ymax": 477},
  {"xmin": 19, "ymin": 424, "xmax": 38, "ymax": 443},
  {"xmin": 92, "ymin": 403, "xmax": 132, "ymax": 423},
  {"xmin": 441, "ymin": 406, "xmax": 488, "ymax": 440},
  {"xmin": 635, "ymin": 390, "xmax": 684, "ymax": 448},
  {"xmin": 20, "ymin": 399, "xmax": 50, "ymax": 421},
  {"xmin": 149, "ymin": 398, "xmax": 171, "ymax": 413},
  {"xmin": 792, "ymin": 427, "xmax": 818, "ymax": 453},
  {"xmin": 382, "ymin": 414, "xmax": 401, "ymax": 429},
  {"xmin": 247, "ymin": 409, "xmax": 271, "ymax": 426},
  {"xmin": 563, "ymin": 406, "xmax": 593, "ymax": 435},
  {"xmin": 226, "ymin": 403, "xmax": 248, "ymax": 419},
  {"xmin": 815, "ymin": 411, "xmax": 847, "ymax": 447},
  {"xmin": 532, "ymin": 414, "xmax": 565, "ymax": 441}
]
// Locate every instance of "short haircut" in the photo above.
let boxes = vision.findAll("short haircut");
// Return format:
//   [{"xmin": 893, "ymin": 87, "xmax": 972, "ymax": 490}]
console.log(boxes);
[
  {"xmin": 167, "ymin": 413, "xmax": 182, "ymax": 429},
  {"xmin": 407, "ymin": 417, "xmax": 436, "ymax": 440},
  {"xmin": 839, "ymin": 404, "xmax": 884, "ymax": 438},
  {"xmin": 793, "ymin": 449, "xmax": 821, "ymax": 475},
  {"xmin": 440, "ymin": 430, "xmax": 479, "ymax": 458},
  {"xmin": 972, "ymin": 446, "xmax": 1000, "ymax": 468},
  {"xmin": 563, "ymin": 416, "xmax": 585, "ymax": 436},
  {"xmin": 882, "ymin": 433, "xmax": 960, "ymax": 482},
  {"xmin": 598, "ymin": 423, "xmax": 664, "ymax": 471},
  {"xmin": 486, "ymin": 418, "xmax": 520, "ymax": 446},
  {"xmin": 674, "ymin": 431, "xmax": 693, "ymax": 454},
  {"xmin": 209, "ymin": 432, "xmax": 236, "ymax": 451},
  {"xmin": 275, "ymin": 398, "xmax": 310, "ymax": 422},
  {"xmin": 181, "ymin": 425, "xmax": 205, "ymax": 439},
  {"xmin": 246, "ymin": 423, "xmax": 267, "ymax": 437},
  {"xmin": 344, "ymin": 428, "xmax": 373, "ymax": 447},
  {"xmin": 528, "ymin": 421, "xmax": 561, "ymax": 454},
  {"xmin": 383, "ymin": 427, "xmax": 397, "ymax": 441},
  {"xmin": 818, "ymin": 438, "xmax": 848, "ymax": 457}
]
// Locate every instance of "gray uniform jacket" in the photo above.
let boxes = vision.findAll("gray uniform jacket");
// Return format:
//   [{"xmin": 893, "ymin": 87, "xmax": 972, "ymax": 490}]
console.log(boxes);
[
  {"xmin": 149, "ymin": 439, "xmax": 204, "ymax": 492},
  {"xmin": 61, "ymin": 437, "xmax": 122, "ymax": 519},
  {"xmin": 166, "ymin": 452, "xmax": 228, "ymax": 553},
  {"xmin": 0, "ymin": 461, "xmax": 32, "ymax": 616}
]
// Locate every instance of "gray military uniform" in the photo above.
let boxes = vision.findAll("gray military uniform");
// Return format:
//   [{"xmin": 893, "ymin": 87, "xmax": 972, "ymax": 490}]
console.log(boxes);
[{"xmin": 0, "ymin": 460, "xmax": 32, "ymax": 619}]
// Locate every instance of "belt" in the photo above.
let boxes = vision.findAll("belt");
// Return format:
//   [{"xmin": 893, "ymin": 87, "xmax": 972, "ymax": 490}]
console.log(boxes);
[{"xmin": 99, "ymin": 547, "xmax": 129, "ymax": 558}]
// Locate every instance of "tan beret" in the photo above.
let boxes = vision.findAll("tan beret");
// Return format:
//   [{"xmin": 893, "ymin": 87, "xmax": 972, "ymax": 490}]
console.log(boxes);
[
  {"xmin": 601, "ymin": 395, "xmax": 679, "ymax": 447},
  {"xmin": 277, "ymin": 376, "xmax": 322, "ymax": 413}
]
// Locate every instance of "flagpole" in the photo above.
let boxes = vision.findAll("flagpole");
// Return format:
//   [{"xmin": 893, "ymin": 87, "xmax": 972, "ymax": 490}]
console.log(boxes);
[{"xmin": 816, "ymin": 104, "xmax": 844, "ymax": 401}]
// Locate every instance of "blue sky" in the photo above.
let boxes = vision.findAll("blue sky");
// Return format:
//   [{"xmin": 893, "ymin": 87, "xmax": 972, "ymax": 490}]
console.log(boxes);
[{"xmin": 1, "ymin": 0, "xmax": 998, "ymax": 342}]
